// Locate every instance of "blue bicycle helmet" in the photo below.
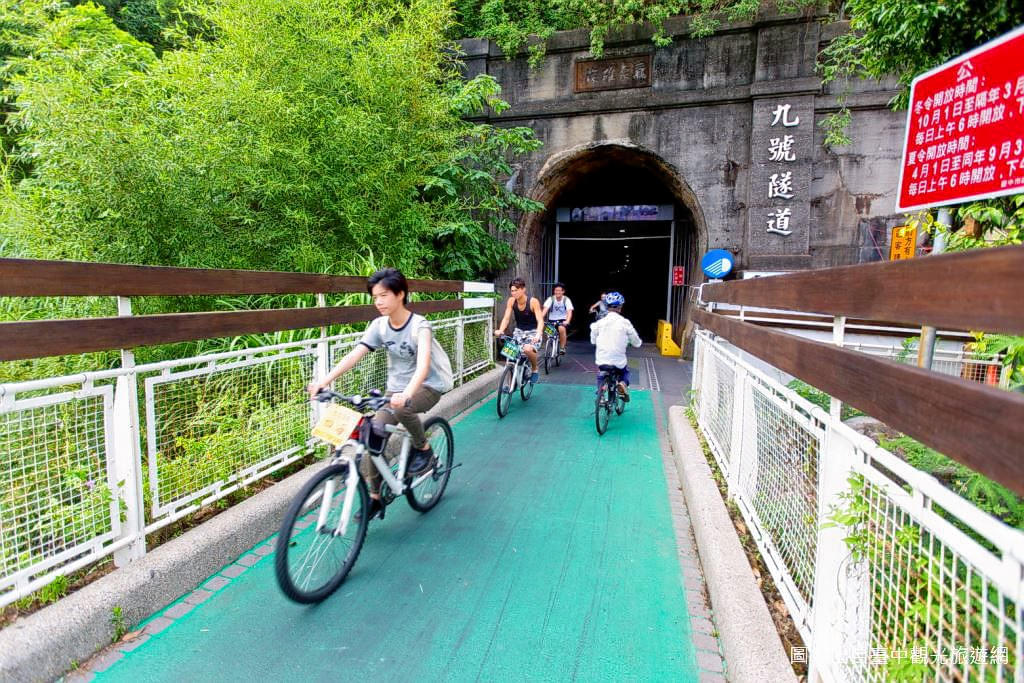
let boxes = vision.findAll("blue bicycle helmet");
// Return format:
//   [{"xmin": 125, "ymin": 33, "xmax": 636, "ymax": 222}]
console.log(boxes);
[{"xmin": 604, "ymin": 291, "xmax": 625, "ymax": 307}]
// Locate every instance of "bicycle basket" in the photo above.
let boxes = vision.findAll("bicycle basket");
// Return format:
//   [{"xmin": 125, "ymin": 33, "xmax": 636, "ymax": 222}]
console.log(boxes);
[{"xmin": 500, "ymin": 339, "xmax": 521, "ymax": 360}]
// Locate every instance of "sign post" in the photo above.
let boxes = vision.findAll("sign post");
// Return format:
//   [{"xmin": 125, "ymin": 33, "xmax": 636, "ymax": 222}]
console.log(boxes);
[{"xmin": 896, "ymin": 25, "xmax": 1024, "ymax": 368}]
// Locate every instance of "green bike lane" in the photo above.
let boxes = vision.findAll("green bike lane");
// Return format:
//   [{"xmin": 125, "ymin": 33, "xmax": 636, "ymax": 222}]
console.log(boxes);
[{"xmin": 98, "ymin": 383, "xmax": 702, "ymax": 681}]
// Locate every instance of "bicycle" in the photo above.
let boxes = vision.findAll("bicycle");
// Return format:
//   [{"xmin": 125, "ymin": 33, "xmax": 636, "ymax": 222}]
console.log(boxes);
[
  {"xmin": 496, "ymin": 334, "xmax": 536, "ymax": 418},
  {"xmin": 274, "ymin": 389, "xmax": 455, "ymax": 604},
  {"xmin": 594, "ymin": 365, "xmax": 627, "ymax": 435},
  {"xmin": 541, "ymin": 321, "xmax": 566, "ymax": 374}
]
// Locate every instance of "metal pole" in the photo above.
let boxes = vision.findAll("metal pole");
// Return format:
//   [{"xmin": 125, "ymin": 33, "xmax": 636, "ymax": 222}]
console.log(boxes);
[
  {"xmin": 554, "ymin": 222, "xmax": 560, "ymax": 284},
  {"xmin": 666, "ymin": 220, "xmax": 675, "ymax": 321},
  {"xmin": 113, "ymin": 296, "xmax": 146, "ymax": 564},
  {"xmin": 917, "ymin": 208, "xmax": 950, "ymax": 369}
]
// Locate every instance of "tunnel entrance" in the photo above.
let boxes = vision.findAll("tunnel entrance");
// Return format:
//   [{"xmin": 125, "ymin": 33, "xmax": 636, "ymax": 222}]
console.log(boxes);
[
  {"xmin": 551, "ymin": 207, "xmax": 675, "ymax": 341},
  {"xmin": 532, "ymin": 148, "xmax": 700, "ymax": 344}
]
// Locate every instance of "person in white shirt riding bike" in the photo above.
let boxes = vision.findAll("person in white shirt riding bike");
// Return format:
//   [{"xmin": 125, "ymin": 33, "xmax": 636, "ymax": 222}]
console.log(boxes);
[
  {"xmin": 589, "ymin": 291, "xmax": 641, "ymax": 401},
  {"xmin": 540, "ymin": 282, "xmax": 574, "ymax": 355}
]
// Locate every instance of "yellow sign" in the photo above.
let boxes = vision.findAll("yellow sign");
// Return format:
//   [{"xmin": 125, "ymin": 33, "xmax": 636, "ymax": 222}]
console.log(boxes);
[
  {"xmin": 889, "ymin": 225, "xmax": 917, "ymax": 260},
  {"xmin": 311, "ymin": 403, "xmax": 363, "ymax": 446}
]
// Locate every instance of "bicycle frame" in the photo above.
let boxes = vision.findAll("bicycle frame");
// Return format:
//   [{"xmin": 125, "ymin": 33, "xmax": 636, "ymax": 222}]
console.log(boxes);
[
  {"xmin": 319, "ymin": 422, "xmax": 435, "ymax": 537},
  {"xmin": 500, "ymin": 340, "xmax": 531, "ymax": 390}
]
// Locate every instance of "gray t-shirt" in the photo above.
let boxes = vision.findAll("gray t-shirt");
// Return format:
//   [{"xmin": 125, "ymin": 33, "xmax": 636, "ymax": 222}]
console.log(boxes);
[{"xmin": 359, "ymin": 313, "xmax": 454, "ymax": 393}]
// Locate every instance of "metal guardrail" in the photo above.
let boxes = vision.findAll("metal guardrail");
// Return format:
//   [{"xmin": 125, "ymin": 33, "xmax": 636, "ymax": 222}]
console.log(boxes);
[
  {"xmin": 0, "ymin": 311, "xmax": 493, "ymax": 608},
  {"xmin": 693, "ymin": 331, "xmax": 1023, "ymax": 682},
  {"xmin": 0, "ymin": 258, "xmax": 497, "ymax": 609}
]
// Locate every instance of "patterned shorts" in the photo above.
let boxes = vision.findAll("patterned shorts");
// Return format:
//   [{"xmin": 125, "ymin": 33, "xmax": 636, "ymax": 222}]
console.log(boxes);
[{"xmin": 513, "ymin": 328, "xmax": 539, "ymax": 347}]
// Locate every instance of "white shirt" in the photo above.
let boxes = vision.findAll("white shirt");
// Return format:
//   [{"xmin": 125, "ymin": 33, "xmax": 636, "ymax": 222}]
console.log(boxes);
[
  {"xmin": 543, "ymin": 295, "xmax": 574, "ymax": 321},
  {"xmin": 590, "ymin": 311, "xmax": 642, "ymax": 368}
]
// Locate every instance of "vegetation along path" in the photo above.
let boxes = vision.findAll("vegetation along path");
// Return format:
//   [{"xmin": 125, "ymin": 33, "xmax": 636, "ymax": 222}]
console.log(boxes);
[{"xmin": 97, "ymin": 384, "xmax": 701, "ymax": 680}]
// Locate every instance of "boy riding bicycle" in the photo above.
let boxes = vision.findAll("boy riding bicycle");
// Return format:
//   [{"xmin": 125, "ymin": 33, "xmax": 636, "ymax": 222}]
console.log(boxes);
[
  {"xmin": 494, "ymin": 277, "xmax": 545, "ymax": 384},
  {"xmin": 308, "ymin": 267, "xmax": 453, "ymax": 520},
  {"xmin": 589, "ymin": 291, "xmax": 641, "ymax": 401},
  {"xmin": 541, "ymin": 282, "xmax": 574, "ymax": 355}
]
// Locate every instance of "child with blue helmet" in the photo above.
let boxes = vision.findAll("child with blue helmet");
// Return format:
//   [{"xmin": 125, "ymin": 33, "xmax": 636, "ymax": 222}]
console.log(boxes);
[{"xmin": 589, "ymin": 291, "xmax": 641, "ymax": 400}]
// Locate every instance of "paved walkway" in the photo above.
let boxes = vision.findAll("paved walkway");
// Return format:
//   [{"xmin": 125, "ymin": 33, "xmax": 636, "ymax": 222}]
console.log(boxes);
[{"xmin": 85, "ymin": 356, "xmax": 722, "ymax": 681}]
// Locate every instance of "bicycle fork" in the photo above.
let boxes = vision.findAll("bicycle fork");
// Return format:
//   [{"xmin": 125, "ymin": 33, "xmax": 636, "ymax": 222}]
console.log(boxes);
[{"xmin": 316, "ymin": 454, "xmax": 360, "ymax": 537}]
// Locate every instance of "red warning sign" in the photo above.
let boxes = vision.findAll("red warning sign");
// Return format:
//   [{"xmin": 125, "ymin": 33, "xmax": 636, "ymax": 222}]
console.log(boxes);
[{"xmin": 896, "ymin": 26, "xmax": 1024, "ymax": 211}]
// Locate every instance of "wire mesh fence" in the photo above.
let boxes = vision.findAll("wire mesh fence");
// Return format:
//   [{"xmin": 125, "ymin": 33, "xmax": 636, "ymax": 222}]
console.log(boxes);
[
  {"xmin": 144, "ymin": 349, "xmax": 314, "ymax": 521},
  {"xmin": 840, "ymin": 342, "xmax": 1009, "ymax": 388},
  {"xmin": 693, "ymin": 330, "xmax": 1024, "ymax": 682},
  {"xmin": 0, "ymin": 385, "xmax": 118, "ymax": 603},
  {"xmin": 740, "ymin": 382, "xmax": 820, "ymax": 610},
  {"xmin": 0, "ymin": 310, "xmax": 493, "ymax": 609}
]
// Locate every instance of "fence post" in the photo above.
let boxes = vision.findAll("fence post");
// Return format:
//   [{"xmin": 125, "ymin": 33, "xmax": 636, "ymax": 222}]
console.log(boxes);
[
  {"xmin": 311, "ymin": 293, "xmax": 329, "ymax": 434},
  {"xmin": 113, "ymin": 296, "xmax": 146, "ymax": 564},
  {"xmin": 830, "ymin": 316, "xmax": 846, "ymax": 420},
  {"xmin": 455, "ymin": 314, "xmax": 465, "ymax": 386},
  {"xmin": 808, "ymin": 420, "xmax": 863, "ymax": 682},
  {"xmin": 726, "ymin": 360, "xmax": 745, "ymax": 495}
]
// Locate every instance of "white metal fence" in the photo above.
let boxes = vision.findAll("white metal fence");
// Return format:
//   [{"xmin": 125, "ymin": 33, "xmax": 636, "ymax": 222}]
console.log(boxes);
[
  {"xmin": 693, "ymin": 330, "xmax": 1024, "ymax": 682},
  {"xmin": 0, "ymin": 310, "xmax": 493, "ymax": 608},
  {"xmin": 842, "ymin": 341, "xmax": 1010, "ymax": 388}
]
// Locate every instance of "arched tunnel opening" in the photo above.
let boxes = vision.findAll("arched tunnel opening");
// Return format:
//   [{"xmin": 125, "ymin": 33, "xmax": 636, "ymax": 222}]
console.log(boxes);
[{"xmin": 529, "ymin": 146, "xmax": 701, "ymax": 343}]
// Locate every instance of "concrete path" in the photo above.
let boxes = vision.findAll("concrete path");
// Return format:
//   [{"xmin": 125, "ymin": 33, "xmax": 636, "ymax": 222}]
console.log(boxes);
[{"xmin": 94, "ymin": 383, "xmax": 706, "ymax": 681}]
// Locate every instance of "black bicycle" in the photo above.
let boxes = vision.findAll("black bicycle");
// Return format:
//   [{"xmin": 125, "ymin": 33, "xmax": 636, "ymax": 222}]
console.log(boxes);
[
  {"xmin": 275, "ymin": 389, "xmax": 455, "ymax": 603},
  {"xmin": 594, "ymin": 365, "xmax": 627, "ymax": 435}
]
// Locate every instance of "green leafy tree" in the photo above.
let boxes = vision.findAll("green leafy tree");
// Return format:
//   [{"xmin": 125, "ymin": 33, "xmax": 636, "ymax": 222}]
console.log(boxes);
[
  {"xmin": 819, "ymin": 0, "xmax": 1024, "ymax": 143},
  {"xmin": 1, "ymin": 0, "xmax": 539, "ymax": 280},
  {"xmin": 452, "ymin": 0, "xmax": 821, "ymax": 63}
]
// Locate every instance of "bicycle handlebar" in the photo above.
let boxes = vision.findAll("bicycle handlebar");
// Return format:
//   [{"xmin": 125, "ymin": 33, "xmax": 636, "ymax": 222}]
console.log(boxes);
[{"xmin": 314, "ymin": 389, "xmax": 394, "ymax": 411}]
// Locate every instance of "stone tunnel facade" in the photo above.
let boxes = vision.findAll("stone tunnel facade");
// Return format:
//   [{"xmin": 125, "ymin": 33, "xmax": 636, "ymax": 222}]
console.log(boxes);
[{"xmin": 460, "ymin": 10, "xmax": 908, "ymax": 288}]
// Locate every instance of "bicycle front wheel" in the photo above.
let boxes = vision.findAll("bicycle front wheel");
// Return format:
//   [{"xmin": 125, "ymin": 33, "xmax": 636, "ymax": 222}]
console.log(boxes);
[
  {"xmin": 520, "ymin": 361, "xmax": 535, "ymax": 401},
  {"xmin": 595, "ymin": 384, "xmax": 610, "ymax": 435},
  {"xmin": 275, "ymin": 463, "xmax": 369, "ymax": 604},
  {"xmin": 543, "ymin": 337, "xmax": 555, "ymax": 374},
  {"xmin": 406, "ymin": 417, "xmax": 454, "ymax": 512},
  {"xmin": 497, "ymin": 365, "xmax": 514, "ymax": 418}
]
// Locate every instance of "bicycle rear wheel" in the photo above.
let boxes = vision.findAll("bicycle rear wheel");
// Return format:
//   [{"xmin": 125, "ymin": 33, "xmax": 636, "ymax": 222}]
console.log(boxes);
[
  {"xmin": 275, "ymin": 463, "xmax": 368, "ymax": 604},
  {"xmin": 614, "ymin": 382, "xmax": 626, "ymax": 415},
  {"xmin": 497, "ymin": 365, "xmax": 514, "ymax": 418},
  {"xmin": 595, "ymin": 383, "xmax": 610, "ymax": 435},
  {"xmin": 406, "ymin": 417, "xmax": 454, "ymax": 512}
]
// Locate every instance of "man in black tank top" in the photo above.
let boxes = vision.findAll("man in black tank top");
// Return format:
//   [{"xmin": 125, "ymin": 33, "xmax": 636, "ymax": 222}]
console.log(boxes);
[{"xmin": 494, "ymin": 277, "xmax": 545, "ymax": 384}]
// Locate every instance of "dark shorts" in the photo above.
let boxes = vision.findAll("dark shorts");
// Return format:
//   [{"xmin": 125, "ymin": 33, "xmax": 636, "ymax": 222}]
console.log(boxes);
[{"xmin": 596, "ymin": 364, "xmax": 630, "ymax": 387}]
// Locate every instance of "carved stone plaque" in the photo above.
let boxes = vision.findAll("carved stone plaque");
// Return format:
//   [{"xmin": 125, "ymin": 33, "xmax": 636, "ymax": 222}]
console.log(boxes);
[{"xmin": 574, "ymin": 55, "xmax": 652, "ymax": 93}]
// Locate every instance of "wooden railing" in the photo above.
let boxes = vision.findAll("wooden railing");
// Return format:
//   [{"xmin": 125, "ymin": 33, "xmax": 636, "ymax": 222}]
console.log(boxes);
[
  {"xmin": 695, "ymin": 245, "xmax": 1024, "ymax": 497},
  {"xmin": 0, "ymin": 258, "xmax": 492, "ymax": 361}
]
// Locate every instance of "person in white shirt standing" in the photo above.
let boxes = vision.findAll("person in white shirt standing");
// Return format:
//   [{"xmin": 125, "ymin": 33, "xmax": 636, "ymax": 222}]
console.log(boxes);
[
  {"xmin": 589, "ymin": 291, "xmax": 641, "ymax": 401},
  {"xmin": 541, "ymin": 282, "xmax": 574, "ymax": 355}
]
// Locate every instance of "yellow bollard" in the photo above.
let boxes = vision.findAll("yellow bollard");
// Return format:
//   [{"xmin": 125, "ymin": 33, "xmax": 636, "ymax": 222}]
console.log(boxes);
[{"xmin": 656, "ymin": 320, "xmax": 681, "ymax": 357}]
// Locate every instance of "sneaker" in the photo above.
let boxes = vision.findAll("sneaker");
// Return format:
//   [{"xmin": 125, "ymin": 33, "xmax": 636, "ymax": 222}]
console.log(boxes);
[
  {"xmin": 617, "ymin": 381, "xmax": 630, "ymax": 402},
  {"xmin": 357, "ymin": 496, "xmax": 386, "ymax": 522},
  {"xmin": 530, "ymin": 371, "xmax": 540, "ymax": 384},
  {"xmin": 407, "ymin": 446, "xmax": 434, "ymax": 476},
  {"xmin": 558, "ymin": 347, "xmax": 566, "ymax": 355}
]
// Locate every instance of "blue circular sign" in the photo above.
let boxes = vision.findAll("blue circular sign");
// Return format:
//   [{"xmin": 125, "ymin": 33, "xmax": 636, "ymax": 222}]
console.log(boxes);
[{"xmin": 701, "ymin": 249, "xmax": 734, "ymax": 279}]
